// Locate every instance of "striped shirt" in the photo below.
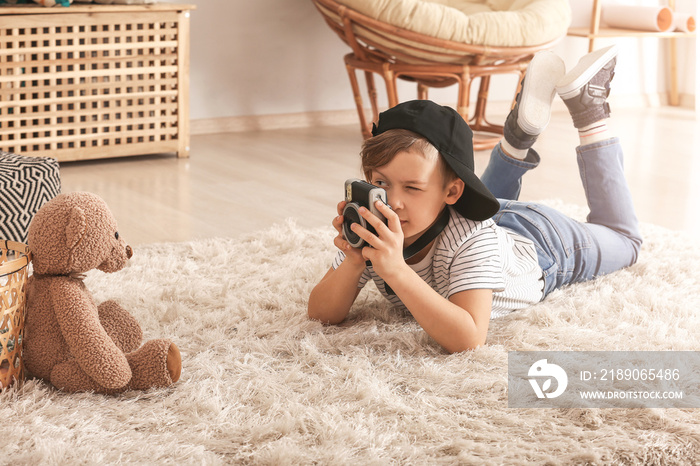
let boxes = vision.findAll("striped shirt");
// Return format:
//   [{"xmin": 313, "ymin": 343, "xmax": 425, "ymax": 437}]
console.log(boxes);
[{"xmin": 332, "ymin": 207, "xmax": 544, "ymax": 319}]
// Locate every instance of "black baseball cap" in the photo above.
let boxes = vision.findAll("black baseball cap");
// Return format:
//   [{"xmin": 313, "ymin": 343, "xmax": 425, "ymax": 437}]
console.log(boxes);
[{"xmin": 371, "ymin": 100, "xmax": 500, "ymax": 221}]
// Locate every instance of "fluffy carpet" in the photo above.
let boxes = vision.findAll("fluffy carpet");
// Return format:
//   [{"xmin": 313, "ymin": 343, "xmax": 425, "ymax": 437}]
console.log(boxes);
[{"xmin": 2, "ymin": 202, "xmax": 700, "ymax": 465}]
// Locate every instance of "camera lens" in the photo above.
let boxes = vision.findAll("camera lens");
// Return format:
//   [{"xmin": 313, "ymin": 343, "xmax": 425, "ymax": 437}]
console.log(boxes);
[{"xmin": 342, "ymin": 203, "xmax": 364, "ymax": 248}]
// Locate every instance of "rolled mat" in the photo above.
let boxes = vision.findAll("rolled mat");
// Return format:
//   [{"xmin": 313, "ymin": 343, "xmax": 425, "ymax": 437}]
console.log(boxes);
[
  {"xmin": 602, "ymin": 5, "xmax": 674, "ymax": 32},
  {"xmin": 673, "ymin": 13, "xmax": 696, "ymax": 33}
]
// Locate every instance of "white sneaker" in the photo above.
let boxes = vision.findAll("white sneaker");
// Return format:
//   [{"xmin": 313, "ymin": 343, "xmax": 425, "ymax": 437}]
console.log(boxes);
[
  {"xmin": 557, "ymin": 45, "xmax": 618, "ymax": 100},
  {"xmin": 503, "ymin": 50, "xmax": 565, "ymax": 149},
  {"xmin": 556, "ymin": 45, "xmax": 618, "ymax": 128}
]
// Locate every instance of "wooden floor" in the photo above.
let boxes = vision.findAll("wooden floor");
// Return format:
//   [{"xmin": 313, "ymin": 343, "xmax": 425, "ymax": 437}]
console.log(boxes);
[{"xmin": 59, "ymin": 105, "xmax": 700, "ymax": 246}]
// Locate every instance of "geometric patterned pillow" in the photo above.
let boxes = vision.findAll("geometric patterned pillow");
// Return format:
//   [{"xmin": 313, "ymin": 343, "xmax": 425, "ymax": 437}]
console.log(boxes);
[
  {"xmin": 0, "ymin": 151, "xmax": 61, "ymax": 244},
  {"xmin": 73, "ymin": 0, "xmax": 155, "ymax": 4},
  {"xmin": 0, "ymin": 0, "xmax": 71, "ymax": 6}
]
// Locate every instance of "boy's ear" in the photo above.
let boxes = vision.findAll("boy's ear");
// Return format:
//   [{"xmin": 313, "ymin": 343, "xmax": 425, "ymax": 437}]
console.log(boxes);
[{"xmin": 445, "ymin": 179, "xmax": 465, "ymax": 205}]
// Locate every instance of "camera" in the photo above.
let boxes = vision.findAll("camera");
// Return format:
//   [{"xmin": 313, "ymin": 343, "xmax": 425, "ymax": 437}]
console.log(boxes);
[{"xmin": 342, "ymin": 178, "xmax": 389, "ymax": 248}]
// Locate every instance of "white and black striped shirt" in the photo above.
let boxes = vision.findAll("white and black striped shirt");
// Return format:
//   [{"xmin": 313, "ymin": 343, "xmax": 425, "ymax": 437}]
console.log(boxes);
[{"xmin": 333, "ymin": 207, "xmax": 544, "ymax": 319}]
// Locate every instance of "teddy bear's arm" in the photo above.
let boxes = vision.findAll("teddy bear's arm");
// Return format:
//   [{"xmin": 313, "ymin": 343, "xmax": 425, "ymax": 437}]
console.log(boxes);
[
  {"xmin": 51, "ymin": 278, "xmax": 132, "ymax": 390},
  {"xmin": 98, "ymin": 300, "xmax": 143, "ymax": 353}
]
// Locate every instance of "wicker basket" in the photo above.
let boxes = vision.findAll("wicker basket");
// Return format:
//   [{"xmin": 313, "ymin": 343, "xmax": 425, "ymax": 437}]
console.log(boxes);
[{"xmin": 0, "ymin": 240, "xmax": 31, "ymax": 390}]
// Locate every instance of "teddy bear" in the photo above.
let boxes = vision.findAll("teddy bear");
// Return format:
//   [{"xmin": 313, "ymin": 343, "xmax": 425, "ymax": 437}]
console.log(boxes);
[{"xmin": 23, "ymin": 192, "xmax": 181, "ymax": 394}]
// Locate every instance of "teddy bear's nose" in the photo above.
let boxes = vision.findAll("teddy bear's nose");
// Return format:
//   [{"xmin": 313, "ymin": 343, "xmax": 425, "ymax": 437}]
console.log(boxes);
[{"xmin": 126, "ymin": 245, "xmax": 133, "ymax": 259}]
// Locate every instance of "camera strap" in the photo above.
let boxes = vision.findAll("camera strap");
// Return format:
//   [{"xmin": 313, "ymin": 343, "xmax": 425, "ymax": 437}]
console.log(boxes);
[{"xmin": 383, "ymin": 207, "xmax": 450, "ymax": 296}]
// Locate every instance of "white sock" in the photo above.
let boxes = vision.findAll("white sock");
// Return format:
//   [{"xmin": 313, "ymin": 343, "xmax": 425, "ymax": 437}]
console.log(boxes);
[
  {"xmin": 578, "ymin": 121, "xmax": 612, "ymax": 145},
  {"xmin": 500, "ymin": 139, "xmax": 529, "ymax": 160}
]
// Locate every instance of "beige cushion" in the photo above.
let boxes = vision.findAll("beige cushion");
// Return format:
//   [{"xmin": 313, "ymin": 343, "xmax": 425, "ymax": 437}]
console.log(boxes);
[{"xmin": 341, "ymin": 0, "xmax": 571, "ymax": 48}]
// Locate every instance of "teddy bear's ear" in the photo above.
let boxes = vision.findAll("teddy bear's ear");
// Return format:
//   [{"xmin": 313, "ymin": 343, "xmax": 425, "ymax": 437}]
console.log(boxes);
[{"xmin": 66, "ymin": 205, "xmax": 87, "ymax": 249}]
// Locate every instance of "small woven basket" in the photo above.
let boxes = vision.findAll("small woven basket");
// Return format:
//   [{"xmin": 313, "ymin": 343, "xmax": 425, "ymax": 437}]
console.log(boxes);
[{"xmin": 0, "ymin": 240, "xmax": 31, "ymax": 391}]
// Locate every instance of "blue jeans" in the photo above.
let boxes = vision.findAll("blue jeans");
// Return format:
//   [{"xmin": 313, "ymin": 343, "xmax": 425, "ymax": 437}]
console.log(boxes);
[{"xmin": 480, "ymin": 138, "xmax": 642, "ymax": 297}]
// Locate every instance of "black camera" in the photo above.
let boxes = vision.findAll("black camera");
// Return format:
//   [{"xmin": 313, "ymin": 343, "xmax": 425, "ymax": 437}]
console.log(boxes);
[{"xmin": 342, "ymin": 178, "xmax": 389, "ymax": 248}]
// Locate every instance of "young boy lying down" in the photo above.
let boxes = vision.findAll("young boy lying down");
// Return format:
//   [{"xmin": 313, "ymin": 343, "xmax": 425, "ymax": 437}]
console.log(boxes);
[{"xmin": 308, "ymin": 46, "xmax": 642, "ymax": 353}]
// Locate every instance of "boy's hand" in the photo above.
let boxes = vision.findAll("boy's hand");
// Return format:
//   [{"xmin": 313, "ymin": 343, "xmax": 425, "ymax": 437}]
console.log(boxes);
[
  {"xmin": 353, "ymin": 200, "xmax": 406, "ymax": 280},
  {"xmin": 332, "ymin": 201, "xmax": 365, "ymax": 267}
]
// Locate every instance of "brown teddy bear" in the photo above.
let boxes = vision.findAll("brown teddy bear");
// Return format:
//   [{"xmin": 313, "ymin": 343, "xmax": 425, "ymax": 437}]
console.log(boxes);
[{"xmin": 23, "ymin": 192, "xmax": 181, "ymax": 393}]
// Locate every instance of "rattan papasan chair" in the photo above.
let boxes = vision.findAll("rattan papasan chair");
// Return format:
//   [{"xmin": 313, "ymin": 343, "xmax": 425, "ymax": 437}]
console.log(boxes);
[{"xmin": 312, "ymin": 0, "xmax": 571, "ymax": 150}]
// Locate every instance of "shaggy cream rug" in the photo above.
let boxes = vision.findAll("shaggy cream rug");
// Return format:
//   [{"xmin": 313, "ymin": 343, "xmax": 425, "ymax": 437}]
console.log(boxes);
[{"xmin": 2, "ymin": 202, "xmax": 700, "ymax": 465}]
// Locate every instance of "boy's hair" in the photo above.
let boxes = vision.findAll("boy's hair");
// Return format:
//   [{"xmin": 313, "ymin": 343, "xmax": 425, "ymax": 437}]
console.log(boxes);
[{"xmin": 361, "ymin": 129, "xmax": 458, "ymax": 186}]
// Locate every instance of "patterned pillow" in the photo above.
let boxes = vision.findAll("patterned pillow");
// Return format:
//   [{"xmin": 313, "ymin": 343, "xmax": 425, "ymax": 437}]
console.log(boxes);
[
  {"xmin": 73, "ymin": 0, "xmax": 155, "ymax": 3},
  {"xmin": 0, "ymin": 151, "xmax": 61, "ymax": 244},
  {"xmin": 0, "ymin": 0, "xmax": 71, "ymax": 6},
  {"xmin": 0, "ymin": 0, "xmax": 156, "ymax": 6}
]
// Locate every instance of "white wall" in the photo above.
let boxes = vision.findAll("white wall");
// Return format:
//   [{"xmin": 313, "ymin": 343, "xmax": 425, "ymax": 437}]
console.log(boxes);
[
  {"xmin": 176, "ymin": 0, "xmax": 697, "ymax": 121},
  {"xmin": 181, "ymin": 0, "xmax": 353, "ymax": 120}
]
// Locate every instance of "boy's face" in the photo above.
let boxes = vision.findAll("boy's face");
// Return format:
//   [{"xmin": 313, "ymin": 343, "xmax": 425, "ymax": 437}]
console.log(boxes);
[{"xmin": 369, "ymin": 149, "xmax": 463, "ymax": 247}]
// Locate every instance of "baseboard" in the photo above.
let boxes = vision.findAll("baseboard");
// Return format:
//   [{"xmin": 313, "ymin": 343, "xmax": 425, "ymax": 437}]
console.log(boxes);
[
  {"xmin": 191, "ymin": 109, "xmax": 365, "ymax": 135},
  {"xmin": 553, "ymin": 92, "xmax": 696, "ymax": 112},
  {"xmin": 609, "ymin": 92, "xmax": 695, "ymax": 109},
  {"xmin": 191, "ymin": 93, "xmax": 695, "ymax": 135}
]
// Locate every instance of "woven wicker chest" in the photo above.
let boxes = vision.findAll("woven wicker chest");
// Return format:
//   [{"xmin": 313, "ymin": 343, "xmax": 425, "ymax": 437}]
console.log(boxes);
[{"xmin": 0, "ymin": 3, "xmax": 194, "ymax": 162}]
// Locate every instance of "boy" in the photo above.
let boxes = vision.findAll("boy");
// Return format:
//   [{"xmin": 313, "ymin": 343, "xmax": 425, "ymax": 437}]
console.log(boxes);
[{"xmin": 308, "ymin": 46, "xmax": 642, "ymax": 353}]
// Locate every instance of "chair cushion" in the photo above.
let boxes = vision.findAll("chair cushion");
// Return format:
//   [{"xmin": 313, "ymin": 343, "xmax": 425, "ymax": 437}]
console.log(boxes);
[
  {"xmin": 341, "ymin": 0, "xmax": 571, "ymax": 47},
  {"xmin": 0, "ymin": 151, "xmax": 61, "ymax": 243}
]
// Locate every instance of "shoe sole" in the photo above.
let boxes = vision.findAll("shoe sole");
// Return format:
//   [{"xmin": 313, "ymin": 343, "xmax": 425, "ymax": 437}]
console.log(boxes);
[
  {"xmin": 517, "ymin": 51, "xmax": 566, "ymax": 135},
  {"xmin": 557, "ymin": 45, "xmax": 619, "ymax": 100}
]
